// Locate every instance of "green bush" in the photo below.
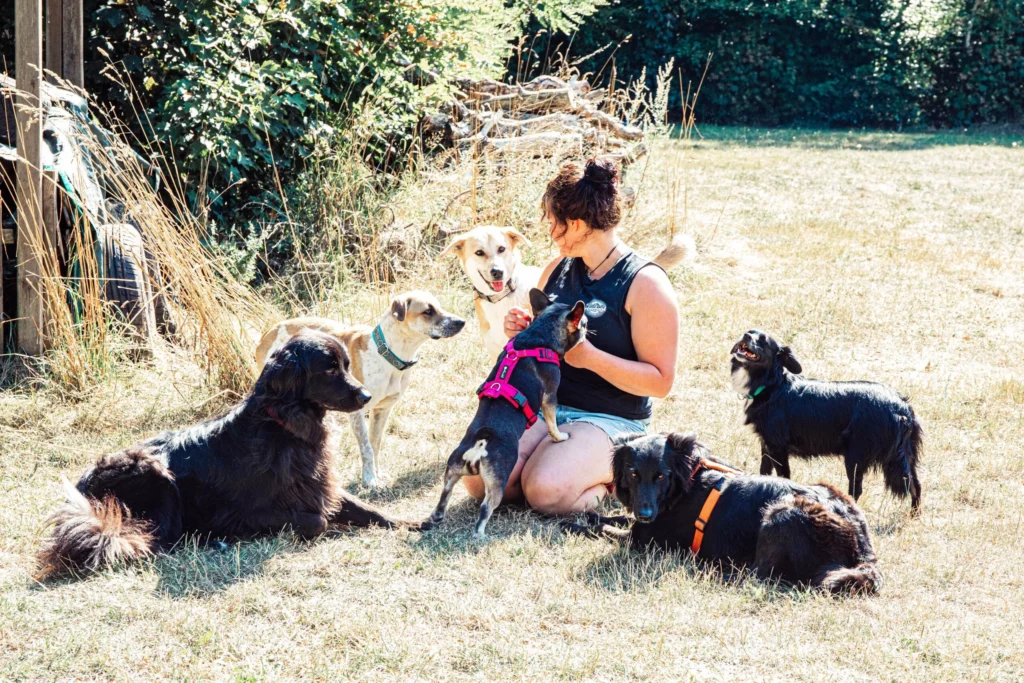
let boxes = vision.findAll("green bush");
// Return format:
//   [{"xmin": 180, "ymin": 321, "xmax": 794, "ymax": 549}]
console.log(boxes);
[
  {"xmin": 925, "ymin": 0, "xmax": 1024, "ymax": 127},
  {"xmin": 82, "ymin": 0, "xmax": 526, "ymax": 238},
  {"xmin": 560, "ymin": 0, "xmax": 926, "ymax": 128},
  {"xmin": 552, "ymin": 0, "xmax": 1023, "ymax": 129}
]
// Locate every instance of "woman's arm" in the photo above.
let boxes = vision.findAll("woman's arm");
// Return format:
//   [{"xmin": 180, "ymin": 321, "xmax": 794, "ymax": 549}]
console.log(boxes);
[
  {"xmin": 564, "ymin": 266, "xmax": 678, "ymax": 398},
  {"xmin": 504, "ymin": 257, "xmax": 563, "ymax": 338}
]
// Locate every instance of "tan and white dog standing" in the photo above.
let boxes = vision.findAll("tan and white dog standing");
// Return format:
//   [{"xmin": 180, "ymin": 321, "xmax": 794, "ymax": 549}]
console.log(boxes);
[
  {"xmin": 441, "ymin": 225, "xmax": 696, "ymax": 362},
  {"xmin": 255, "ymin": 291, "xmax": 465, "ymax": 488}
]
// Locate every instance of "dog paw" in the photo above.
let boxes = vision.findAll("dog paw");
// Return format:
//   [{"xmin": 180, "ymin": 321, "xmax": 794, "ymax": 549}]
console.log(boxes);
[
  {"xmin": 362, "ymin": 472, "xmax": 388, "ymax": 489},
  {"xmin": 550, "ymin": 430, "xmax": 570, "ymax": 443},
  {"xmin": 559, "ymin": 521, "xmax": 589, "ymax": 536}
]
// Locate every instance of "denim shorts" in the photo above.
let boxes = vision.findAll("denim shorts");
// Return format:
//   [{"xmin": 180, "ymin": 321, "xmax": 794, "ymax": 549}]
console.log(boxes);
[{"xmin": 538, "ymin": 404, "xmax": 650, "ymax": 441}]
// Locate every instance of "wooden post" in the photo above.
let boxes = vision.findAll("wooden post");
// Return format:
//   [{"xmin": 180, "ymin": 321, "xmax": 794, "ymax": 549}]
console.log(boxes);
[
  {"xmin": 45, "ymin": 0, "xmax": 63, "ymax": 85},
  {"xmin": 43, "ymin": 0, "xmax": 63, "ymax": 271},
  {"xmin": 62, "ymin": 0, "xmax": 84, "ymax": 89},
  {"xmin": 15, "ymin": 0, "xmax": 46, "ymax": 355}
]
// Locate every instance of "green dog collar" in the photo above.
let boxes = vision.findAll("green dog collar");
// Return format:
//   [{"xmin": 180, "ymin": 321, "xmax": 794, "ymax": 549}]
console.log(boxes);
[
  {"xmin": 746, "ymin": 385, "xmax": 766, "ymax": 400},
  {"xmin": 373, "ymin": 325, "xmax": 417, "ymax": 371}
]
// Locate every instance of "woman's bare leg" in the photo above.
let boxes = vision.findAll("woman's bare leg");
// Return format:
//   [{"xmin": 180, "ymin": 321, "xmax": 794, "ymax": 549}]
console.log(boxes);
[
  {"xmin": 520, "ymin": 423, "xmax": 615, "ymax": 515},
  {"xmin": 461, "ymin": 419, "xmax": 551, "ymax": 502}
]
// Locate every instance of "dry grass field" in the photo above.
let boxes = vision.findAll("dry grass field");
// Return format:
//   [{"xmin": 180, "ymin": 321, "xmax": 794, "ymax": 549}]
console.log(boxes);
[{"xmin": 2, "ymin": 126, "xmax": 1023, "ymax": 681}]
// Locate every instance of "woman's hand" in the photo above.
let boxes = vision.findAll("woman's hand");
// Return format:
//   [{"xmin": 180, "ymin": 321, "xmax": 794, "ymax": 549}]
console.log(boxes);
[
  {"xmin": 564, "ymin": 339, "xmax": 594, "ymax": 369},
  {"xmin": 504, "ymin": 307, "xmax": 533, "ymax": 339}
]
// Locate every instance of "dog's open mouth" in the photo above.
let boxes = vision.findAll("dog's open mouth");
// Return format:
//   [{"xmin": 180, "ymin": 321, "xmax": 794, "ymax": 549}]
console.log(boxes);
[
  {"xmin": 734, "ymin": 341, "xmax": 759, "ymax": 361},
  {"xmin": 478, "ymin": 271, "xmax": 506, "ymax": 292}
]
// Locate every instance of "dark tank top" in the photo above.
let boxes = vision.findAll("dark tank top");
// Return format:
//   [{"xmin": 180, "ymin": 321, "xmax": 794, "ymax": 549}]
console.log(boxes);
[{"xmin": 543, "ymin": 251, "xmax": 659, "ymax": 420}]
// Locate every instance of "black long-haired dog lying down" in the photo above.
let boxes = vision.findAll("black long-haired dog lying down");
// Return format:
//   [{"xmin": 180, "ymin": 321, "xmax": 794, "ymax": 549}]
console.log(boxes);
[
  {"xmin": 563, "ymin": 432, "xmax": 882, "ymax": 594},
  {"xmin": 731, "ymin": 330, "xmax": 922, "ymax": 511},
  {"xmin": 37, "ymin": 331, "xmax": 421, "ymax": 580}
]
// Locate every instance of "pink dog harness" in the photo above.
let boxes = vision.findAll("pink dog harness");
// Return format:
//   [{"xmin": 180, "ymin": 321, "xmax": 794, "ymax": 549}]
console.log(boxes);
[{"xmin": 477, "ymin": 339, "xmax": 560, "ymax": 427}]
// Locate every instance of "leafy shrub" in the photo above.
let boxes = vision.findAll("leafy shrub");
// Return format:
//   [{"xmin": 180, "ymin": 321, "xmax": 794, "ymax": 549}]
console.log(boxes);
[
  {"xmin": 560, "ymin": 0, "xmax": 927, "ymax": 128},
  {"xmin": 925, "ymin": 0, "xmax": 1024, "ymax": 127},
  {"xmin": 82, "ymin": 0, "xmax": 527, "ymax": 237}
]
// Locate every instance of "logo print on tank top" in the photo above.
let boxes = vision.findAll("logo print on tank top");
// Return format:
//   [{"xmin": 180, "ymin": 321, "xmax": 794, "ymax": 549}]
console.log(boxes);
[{"xmin": 585, "ymin": 299, "xmax": 608, "ymax": 318}]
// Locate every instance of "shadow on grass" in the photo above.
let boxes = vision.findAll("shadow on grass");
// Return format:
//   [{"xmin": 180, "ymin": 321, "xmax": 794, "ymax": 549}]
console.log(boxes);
[
  {"xmin": 409, "ymin": 499, "xmax": 567, "ymax": 559},
  {"xmin": 564, "ymin": 532, "xmax": 835, "ymax": 602},
  {"xmin": 570, "ymin": 545, "xmax": 689, "ymax": 593},
  {"xmin": 679, "ymin": 124, "xmax": 1023, "ymax": 151},
  {"xmin": 152, "ymin": 534, "xmax": 299, "ymax": 599},
  {"xmin": 345, "ymin": 462, "xmax": 443, "ymax": 505}
]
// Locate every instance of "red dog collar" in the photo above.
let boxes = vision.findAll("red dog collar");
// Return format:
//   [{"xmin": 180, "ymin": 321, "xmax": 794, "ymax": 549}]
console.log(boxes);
[{"xmin": 477, "ymin": 339, "xmax": 559, "ymax": 427}]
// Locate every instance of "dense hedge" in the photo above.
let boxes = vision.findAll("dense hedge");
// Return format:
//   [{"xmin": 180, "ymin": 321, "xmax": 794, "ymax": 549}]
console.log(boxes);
[
  {"xmin": 547, "ymin": 0, "xmax": 1024, "ymax": 129},
  {"xmin": 559, "ymin": 0, "xmax": 921, "ymax": 127},
  {"xmin": 924, "ymin": 0, "xmax": 1024, "ymax": 127}
]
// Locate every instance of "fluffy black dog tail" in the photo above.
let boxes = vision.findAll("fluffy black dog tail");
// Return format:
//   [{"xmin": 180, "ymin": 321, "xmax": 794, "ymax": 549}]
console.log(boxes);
[
  {"xmin": 882, "ymin": 407, "xmax": 923, "ymax": 509},
  {"xmin": 36, "ymin": 478, "xmax": 157, "ymax": 580},
  {"xmin": 815, "ymin": 562, "xmax": 883, "ymax": 595}
]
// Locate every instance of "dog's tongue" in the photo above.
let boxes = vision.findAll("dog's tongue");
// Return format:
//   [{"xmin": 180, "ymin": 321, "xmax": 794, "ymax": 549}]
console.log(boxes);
[{"xmin": 491, "ymin": 280, "xmax": 505, "ymax": 292}]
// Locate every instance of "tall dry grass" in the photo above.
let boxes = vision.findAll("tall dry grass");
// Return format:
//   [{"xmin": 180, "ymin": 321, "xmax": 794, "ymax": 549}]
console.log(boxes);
[{"xmin": 5, "ymin": 78, "xmax": 275, "ymax": 397}]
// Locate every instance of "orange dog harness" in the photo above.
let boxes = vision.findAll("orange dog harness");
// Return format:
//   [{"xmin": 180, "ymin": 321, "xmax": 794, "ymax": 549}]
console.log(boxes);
[{"xmin": 689, "ymin": 458, "xmax": 741, "ymax": 555}]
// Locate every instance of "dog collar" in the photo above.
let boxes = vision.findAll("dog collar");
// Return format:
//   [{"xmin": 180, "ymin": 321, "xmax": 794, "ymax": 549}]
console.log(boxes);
[
  {"xmin": 473, "ymin": 276, "xmax": 516, "ymax": 304},
  {"xmin": 745, "ymin": 385, "xmax": 766, "ymax": 400},
  {"xmin": 689, "ymin": 458, "xmax": 742, "ymax": 555},
  {"xmin": 373, "ymin": 324, "xmax": 417, "ymax": 371},
  {"xmin": 265, "ymin": 407, "xmax": 289, "ymax": 429}
]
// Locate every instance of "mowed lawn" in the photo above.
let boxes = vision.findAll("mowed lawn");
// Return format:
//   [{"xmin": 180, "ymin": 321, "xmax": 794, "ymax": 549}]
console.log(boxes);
[{"xmin": 2, "ymin": 127, "xmax": 1023, "ymax": 681}]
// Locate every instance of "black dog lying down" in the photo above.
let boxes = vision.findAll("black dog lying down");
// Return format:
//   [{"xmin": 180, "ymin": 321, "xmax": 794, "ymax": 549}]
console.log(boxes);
[
  {"xmin": 731, "ymin": 330, "xmax": 922, "ymax": 510},
  {"xmin": 564, "ymin": 432, "xmax": 882, "ymax": 594},
  {"xmin": 425, "ymin": 289, "xmax": 586, "ymax": 539},
  {"xmin": 37, "ymin": 331, "xmax": 421, "ymax": 579}
]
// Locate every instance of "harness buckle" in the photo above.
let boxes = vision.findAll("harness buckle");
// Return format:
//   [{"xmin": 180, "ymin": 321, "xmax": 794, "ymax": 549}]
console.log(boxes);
[{"xmin": 694, "ymin": 518, "xmax": 707, "ymax": 532}]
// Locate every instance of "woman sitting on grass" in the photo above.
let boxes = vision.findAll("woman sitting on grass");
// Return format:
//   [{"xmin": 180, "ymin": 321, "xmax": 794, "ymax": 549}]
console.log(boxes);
[{"xmin": 462, "ymin": 158, "xmax": 679, "ymax": 514}]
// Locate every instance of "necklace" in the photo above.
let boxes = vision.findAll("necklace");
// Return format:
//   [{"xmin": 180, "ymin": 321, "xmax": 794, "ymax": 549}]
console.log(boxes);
[{"xmin": 585, "ymin": 242, "xmax": 622, "ymax": 279}]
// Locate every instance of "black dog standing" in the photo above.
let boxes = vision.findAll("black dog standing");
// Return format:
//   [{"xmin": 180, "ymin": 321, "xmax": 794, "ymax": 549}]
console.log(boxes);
[
  {"xmin": 37, "ymin": 331, "xmax": 420, "ymax": 579},
  {"xmin": 731, "ymin": 330, "xmax": 923, "ymax": 510},
  {"xmin": 426, "ymin": 289, "xmax": 586, "ymax": 539}
]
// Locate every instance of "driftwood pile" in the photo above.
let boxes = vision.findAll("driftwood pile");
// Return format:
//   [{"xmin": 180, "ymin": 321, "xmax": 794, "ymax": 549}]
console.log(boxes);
[{"xmin": 419, "ymin": 75, "xmax": 648, "ymax": 167}]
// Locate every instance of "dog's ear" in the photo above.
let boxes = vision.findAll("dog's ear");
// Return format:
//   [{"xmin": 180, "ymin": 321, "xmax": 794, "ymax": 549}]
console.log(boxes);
[
  {"xmin": 391, "ymin": 297, "xmax": 408, "ymax": 322},
  {"xmin": 258, "ymin": 343, "xmax": 306, "ymax": 398},
  {"xmin": 502, "ymin": 228, "xmax": 531, "ymax": 250},
  {"xmin": 567, "ymin": 301, "xmax": 586, "ymax": 334},
  {"xmin": 778, "ymin": 345, "xmax": 802, "ymax": 374},
  {"xmin": 439, "ymin": 235, "xmax": 468, "ymax": 259},
  {"xmin": 611, "ymin": 444, "xmax": 634, "ymax": 510},
  {"xmin": 664, "ymin": 432, "xmax": 700, "ymax": 487},
  {"xmin": 529, "ymin": 288, "xmax": 553, "ymax": 317}
]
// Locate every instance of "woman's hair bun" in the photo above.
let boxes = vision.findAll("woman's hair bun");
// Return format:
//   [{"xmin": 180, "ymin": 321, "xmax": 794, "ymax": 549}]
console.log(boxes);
[{"xmin": 583, "ymin": 157, "xmax": 618, "ymax": 186}]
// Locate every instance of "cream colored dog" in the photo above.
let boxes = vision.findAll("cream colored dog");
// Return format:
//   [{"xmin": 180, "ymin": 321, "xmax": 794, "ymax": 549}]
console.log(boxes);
[
  {"xmin": 441, "ymin": 225, "xmax": 695, "ymax": 362},
  {"xmin": 255, "ymin": 291, "xmax": 465, "ymax": 488},
  {"xmin": 440, "ymin": 226, "xmax": 541, "ymax": 362}
]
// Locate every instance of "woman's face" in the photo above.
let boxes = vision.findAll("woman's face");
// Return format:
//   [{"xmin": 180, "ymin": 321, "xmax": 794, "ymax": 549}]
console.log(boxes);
[{"xmin": 548, "ymin": 215, "xmax": 590, "ymax": 256}]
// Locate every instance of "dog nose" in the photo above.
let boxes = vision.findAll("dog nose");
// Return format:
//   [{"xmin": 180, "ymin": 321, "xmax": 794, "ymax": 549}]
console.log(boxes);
[
  {"xmin": 357, "ymin": 389, "xmax": 372, "ymax": 405},
  {"xmin": 451, "ymin": 318, "xmax": 466, "ymax": 331},
  {"xmin": 636, "ymin": 508, "xmax": 654, "ymax": 522},
  {"xmin": 490, "ymin": 268, "xmax": 504, "ymax": 280}
]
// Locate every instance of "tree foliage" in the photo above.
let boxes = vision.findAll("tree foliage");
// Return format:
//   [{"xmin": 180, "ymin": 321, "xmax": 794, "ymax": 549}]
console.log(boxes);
[
  {"xmin": 556, "ymin": 0, "xmax": 1022, "ymax": 129},
  {"xmin": 81, "ymin": 0, "xmax": 531, "ymax": 231},
  {"xmin": 924, "ymin": 0, "xmax": 1024, "ymax": 126}
]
